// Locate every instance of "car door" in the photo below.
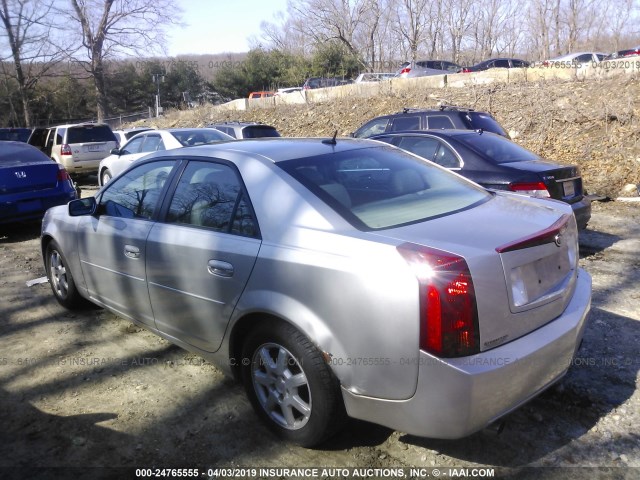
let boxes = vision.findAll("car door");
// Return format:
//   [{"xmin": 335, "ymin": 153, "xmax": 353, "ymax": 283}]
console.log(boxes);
[
  {"xmin": 109, "ymin": 135, "xmax": 146, "ymax": 176},
  {"xmin": 77, "ymin": 160, "xmax": 176, "ymax": 326},
  {"xmin": 146, "ymin": 159, "xmax": 261, "ymax": 352}
]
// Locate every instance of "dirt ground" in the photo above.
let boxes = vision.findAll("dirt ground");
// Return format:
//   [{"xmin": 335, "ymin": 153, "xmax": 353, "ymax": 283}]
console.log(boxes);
[{"xmin": 0, "ymin": 172, "xmax": 638, "ymax": 480}]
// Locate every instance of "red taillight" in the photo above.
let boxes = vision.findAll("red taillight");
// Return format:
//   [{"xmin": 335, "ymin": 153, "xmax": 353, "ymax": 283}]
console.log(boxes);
[
  {"xmin": 398, "ymin": 244, "xmax": 479, "ymax": 357},
  {"xmin": 461, "ymin": 68, "xmax": 471, "ymax": 73},
  {"xmin": 57, "ymin": 168, "xmax": 71, "ymax": 182},
  {"xmin": 400, "ymin": 67, "xmax": 411, "ymax": 74},
  {"xmin": 508, "ymin": 181, "xmax": 550, "ymax": 198},
  {"xmin": 61, "ymin": 144, "xmax": 72, "ymax": 156}
]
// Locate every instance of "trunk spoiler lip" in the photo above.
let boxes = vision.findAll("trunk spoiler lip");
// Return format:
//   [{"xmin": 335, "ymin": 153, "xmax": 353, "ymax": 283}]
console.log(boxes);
[{"xmin": 496, "ymin": 213, "xmax": 572, "ymax": 253}]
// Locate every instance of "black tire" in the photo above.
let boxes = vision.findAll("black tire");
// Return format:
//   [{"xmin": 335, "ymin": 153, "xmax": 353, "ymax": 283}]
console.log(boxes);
[
  {"xmin": 45, "ymin": 241, "xmax": 87, "ymax": 309},
  {"xmin": 101, "ymin": 168, "xmax": 112, "ymax": 186},
  {"xmin": 241, "ymin": 321, "xmax": 346, "ymax": 447}
]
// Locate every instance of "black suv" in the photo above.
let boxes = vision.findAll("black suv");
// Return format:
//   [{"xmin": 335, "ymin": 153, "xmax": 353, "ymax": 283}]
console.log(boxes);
[
  {"xmin": 351, "ymin": 106, "xmax": 509, "ymax": 139},
  {"xmin": 207, "ymin": 122, "xmax": 281, "ymax": 139}
]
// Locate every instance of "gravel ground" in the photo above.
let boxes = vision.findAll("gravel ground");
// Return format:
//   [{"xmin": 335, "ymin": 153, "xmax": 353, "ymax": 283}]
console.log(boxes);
[{"xmin": 0, "ymin": 191, "xmax": 638, "ymax": 480}]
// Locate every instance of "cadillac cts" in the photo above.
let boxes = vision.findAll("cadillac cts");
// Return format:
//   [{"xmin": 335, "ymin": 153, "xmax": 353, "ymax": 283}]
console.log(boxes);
[{"xmin": 41, "ymin": 138, "xmax": 591, "ymax": 447}]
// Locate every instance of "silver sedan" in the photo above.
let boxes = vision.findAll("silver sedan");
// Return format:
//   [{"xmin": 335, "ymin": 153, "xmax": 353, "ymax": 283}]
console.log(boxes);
[
  {"xmin": 98, "ymin": 128, "xmax": 233, "ymax": 186},
  {"xmin": 41, "ymin": 138, "xmax": 591, "ymax": 447}
]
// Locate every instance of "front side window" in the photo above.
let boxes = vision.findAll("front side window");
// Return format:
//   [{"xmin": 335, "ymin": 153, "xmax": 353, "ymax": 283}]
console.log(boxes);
[
  {"xmin": 99, "ymin": 161, "xmax": 174, "ymax": 219},
  {"xmin": 279, "ymin": 146, "xmax": 489, "ymax": 230},
  {"xmin": 121, "ymin": 136, "xmax": 145, "ymax": 155},
  {"xmin": 166, "ymin": 161, "xmax": 258, "ymax": 237},
  {"xmin": 354, "ymin": 118, "xmax": 389, "ymax": 138}
]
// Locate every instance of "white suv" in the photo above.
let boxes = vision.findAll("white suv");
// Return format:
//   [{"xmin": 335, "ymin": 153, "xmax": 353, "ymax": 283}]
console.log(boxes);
[{"xmin": 29, "ymin": 123, "xmax": 117, "ymax": 175}]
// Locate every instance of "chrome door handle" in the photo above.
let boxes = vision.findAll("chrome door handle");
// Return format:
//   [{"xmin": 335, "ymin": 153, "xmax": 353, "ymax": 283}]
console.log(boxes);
[
  {"xmin": 124, "ymin": 245, "xmax": 140, "ymax": 259},
  {"xmin": 207, "ymin": 260, "xmax": 234, "ymax": 277}
]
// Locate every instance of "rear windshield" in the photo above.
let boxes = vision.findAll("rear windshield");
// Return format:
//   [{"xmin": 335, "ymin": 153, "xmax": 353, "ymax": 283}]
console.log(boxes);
[
  {"xmin": 0, "ymin": 128, "xmax": 31, "ymax": 142},
  {"xmin": 170, "ymin": 129, "xmax": 232, "ymax": 146},
  {"xmin": 457, "ymin": 132, "xmax": 539, "ymax": 163},
  {"xmin": 67, "ymin": 125, "xmax": 116, "ymax": 144},
  {"xmin": 242, "ymin": 126, "xmax": 281, "ymax": 139},
  {"xmin": 278, "ymin": 146, "xmax": 490, "ymax": 230},
  {"xmin": 463, "ymin": 112, "xmax": 508, "ymax": 137}
]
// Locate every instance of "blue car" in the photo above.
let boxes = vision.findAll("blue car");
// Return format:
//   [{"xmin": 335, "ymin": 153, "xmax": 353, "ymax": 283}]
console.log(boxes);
[{"xmin": 0, "ymin": 141, "xmax": 77, "ymax": 225}]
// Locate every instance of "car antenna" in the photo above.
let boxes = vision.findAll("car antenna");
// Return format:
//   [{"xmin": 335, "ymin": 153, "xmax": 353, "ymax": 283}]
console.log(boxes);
[{"xmin": 322, "ymin": 130, "xmax": 338, "ymax": 145}]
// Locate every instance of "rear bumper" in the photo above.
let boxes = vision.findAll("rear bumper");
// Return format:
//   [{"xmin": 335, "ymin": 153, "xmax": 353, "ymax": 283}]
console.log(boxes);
[
  {"xmin": 570, "ymin": 196, "xmax": 591, "ymax": 229},
  {"xmin": 58, "ymin": 158, "xmax": 101, "ymax": 174},
  {"xmin": 0, "ymin": 190, "xmax": 76, "ymax": 224},
  {"xmin": 342, "ymin": 268, "xmax": 591, "ymax": 439}
]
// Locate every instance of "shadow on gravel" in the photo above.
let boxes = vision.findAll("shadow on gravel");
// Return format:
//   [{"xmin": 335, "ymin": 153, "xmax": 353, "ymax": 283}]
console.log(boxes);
[
  {"xmin": 400, "ymin": 306, "xmax": 639, "ymax": 467},
  {"xmin": 0, "ymin": 386, "xmax": 129, "ymax": 478},
  {"xmin": 579, "ymin": 228, "xmax": 619, "ymax": 257},
  {"xmin": 0, "ymin": 222, "xmax": 41, "ymax": 244}
]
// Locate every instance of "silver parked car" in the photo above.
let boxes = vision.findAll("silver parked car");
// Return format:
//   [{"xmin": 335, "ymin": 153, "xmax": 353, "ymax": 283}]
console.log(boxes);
[
  {"xmin": 98, "ymin": 128, "xmax": 234, "ymax": 186},
  {"xmin": 41, "ymin": 138, "xmax": 591, "ymax": 447}
]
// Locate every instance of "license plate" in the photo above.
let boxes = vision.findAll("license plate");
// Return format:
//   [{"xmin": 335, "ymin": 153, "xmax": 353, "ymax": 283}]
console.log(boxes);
[
  {"xmin": 87, "ymin": 144, "xmax": 102, "ymax": 152},
  {"xmin": 562, "ymin": 181, "xmax": 575, "ymax": 197}
]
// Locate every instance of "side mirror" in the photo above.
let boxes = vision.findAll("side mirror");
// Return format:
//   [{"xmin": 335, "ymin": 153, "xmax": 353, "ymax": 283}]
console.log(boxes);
[
  {"xmin": 69, "ymin": 197, "xmax": 97, "ymax": 217},
  {"xmin": 110, "ymin": 148, "xmax": 120, "ymax": 155}
]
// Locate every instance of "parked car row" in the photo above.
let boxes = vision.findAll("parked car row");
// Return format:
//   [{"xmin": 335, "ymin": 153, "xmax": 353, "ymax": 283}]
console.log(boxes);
[{"xmin": 252, "ymin": 46, "xmax": 639, "ymax": 94}]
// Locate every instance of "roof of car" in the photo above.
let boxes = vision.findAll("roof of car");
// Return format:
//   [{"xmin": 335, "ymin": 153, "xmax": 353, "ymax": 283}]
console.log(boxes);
[
  {"xmin": 369, "ymin": 129, "xmax": 497, "ymax": 139},
  {"xmin": 208, "ymin": 121, "xmax": 273, "ymax": 127},
  {"xmin": 142, "ymin": 137, "xmax": 378, "ymax": 164}
]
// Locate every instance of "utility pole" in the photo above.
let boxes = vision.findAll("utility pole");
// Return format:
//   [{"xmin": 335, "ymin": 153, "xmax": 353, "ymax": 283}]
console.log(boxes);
[{"xmin": 151, "ymin": 73, "xmax": 165, "ymax": 117}]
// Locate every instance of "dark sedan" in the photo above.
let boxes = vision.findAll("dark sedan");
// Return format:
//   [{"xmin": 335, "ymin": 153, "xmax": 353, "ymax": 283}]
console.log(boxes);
[
  {"xmin": 370, "ymin": 130, "xmax": 590, "ymax": 229},
  {"xmin": 0, "ymin": 141, "xmax": 77, "ymax": 225},
  {"xmin": 460, "ymin": 58, "xmax": 529, "ymax": 73}
]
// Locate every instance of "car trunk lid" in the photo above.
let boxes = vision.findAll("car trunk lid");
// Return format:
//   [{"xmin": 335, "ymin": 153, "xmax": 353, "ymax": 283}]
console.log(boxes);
[
  {"xmin": 369, "ymin": 193, "xmax": 579, "ymax": 353},
  {"xmin": 505, "ymin": 160, "xmax": 584, "ymax": 202},
  {"xmin": 0, "ymin": 163, "xmax": 60, "ymax": 194}
]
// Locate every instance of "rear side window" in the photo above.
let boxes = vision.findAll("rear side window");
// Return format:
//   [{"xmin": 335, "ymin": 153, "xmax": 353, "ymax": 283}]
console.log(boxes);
[
  {"xmin": 390, "ymin": 116, "xmax": 421, "ymax": 131},
  {"xmin": 141, "ymin": 135, "xmax": 165, "ymax": 152},
  {"xmin": 66, "ymin": 125, "xmax": 115, "ymax": 144},
  {"xmin": 427, "ymin": 116, "xmax": 455, "ymax": 129},
  {"xmin": 463, "ymin": 112, "xmax": 508, "ymax": 137},
  {"xmin": 279, "ymin": 146, "xmax": 489, "ymax": 230},
  {"xmin": 55, "ymin": 128, "xmax": 66, "ymax": 144}
]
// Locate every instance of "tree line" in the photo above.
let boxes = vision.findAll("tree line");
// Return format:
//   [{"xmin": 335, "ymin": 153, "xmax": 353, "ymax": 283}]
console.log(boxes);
[
  {"xmin": 2, "ymin": 0, "xmax": 639, "ymax": 127},
  {"xmin": 259, "ymin": 0, "xmax": 639, "ymax": 70}
]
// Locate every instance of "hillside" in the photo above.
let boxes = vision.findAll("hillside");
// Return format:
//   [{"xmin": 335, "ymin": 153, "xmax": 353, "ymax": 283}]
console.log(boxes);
[{"xmin": 139, "ymin": 75, "xmax": 640, "ymax": 199}]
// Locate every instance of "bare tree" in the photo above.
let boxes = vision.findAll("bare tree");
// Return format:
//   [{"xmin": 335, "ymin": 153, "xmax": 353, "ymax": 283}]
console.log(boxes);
[
  {"xmin": 0, "ymin": 0, "xmax": 66, "ymax": 126},
  {"xmin": 443, "ymin": 0, "xmax": 473, "ymax": 63},
  {"xmin": 394, "ymin": 0, "xmax": 429, "ymax": 62},
  {"xmin": 67, "ymin": 0, "xmax": 181, "ymax": 122}
]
